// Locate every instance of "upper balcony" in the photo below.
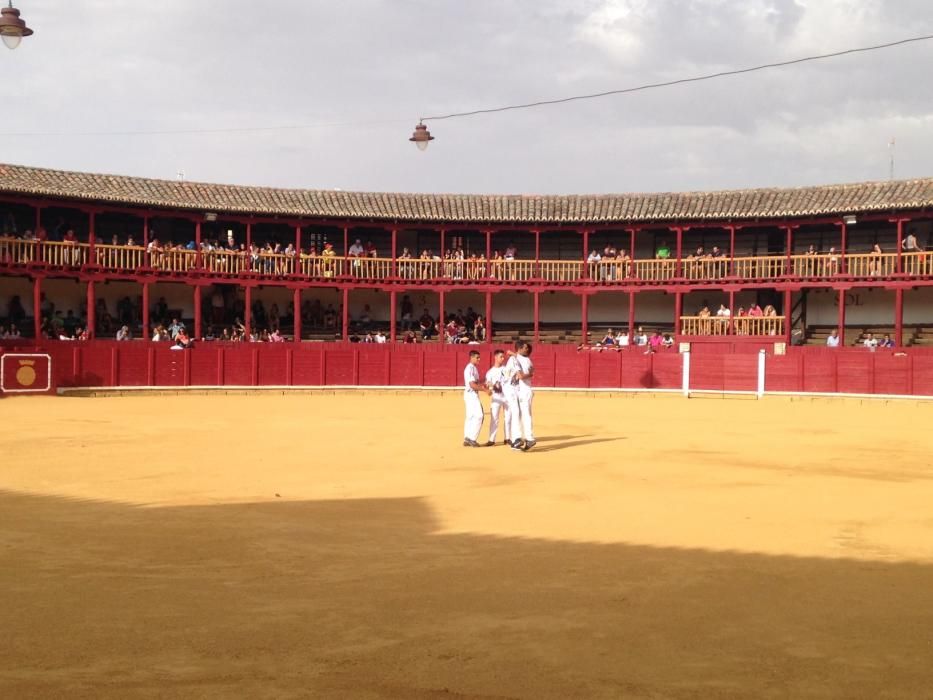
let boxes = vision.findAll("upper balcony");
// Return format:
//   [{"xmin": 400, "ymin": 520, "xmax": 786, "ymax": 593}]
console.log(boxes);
[{"xmin": 1, "ymin": 238, "xmax": 931, "ymax": 287}]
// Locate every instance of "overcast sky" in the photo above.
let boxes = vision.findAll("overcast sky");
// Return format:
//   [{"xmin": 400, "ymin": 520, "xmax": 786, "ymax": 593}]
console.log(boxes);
[{"xmin": 5, "ymin": 0, "xmax": 933, "ymax": 195}]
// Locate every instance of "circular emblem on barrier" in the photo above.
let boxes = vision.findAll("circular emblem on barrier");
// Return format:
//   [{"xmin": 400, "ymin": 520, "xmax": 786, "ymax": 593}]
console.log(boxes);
[{"xmin": 15, "ymin": 360, "xmax": 36, "ymax": 387}]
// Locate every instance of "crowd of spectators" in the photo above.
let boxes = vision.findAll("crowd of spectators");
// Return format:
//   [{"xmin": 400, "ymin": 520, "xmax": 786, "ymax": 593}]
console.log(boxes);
[{"xmin": 578, "ymin": 326, "xmax": 674, "ymax": 353}]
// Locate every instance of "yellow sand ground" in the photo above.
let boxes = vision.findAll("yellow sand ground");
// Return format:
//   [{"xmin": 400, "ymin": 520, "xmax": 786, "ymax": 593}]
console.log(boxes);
[{"xmin": 2, "ymin": 392, "xmax": 932, "ymax": 699}]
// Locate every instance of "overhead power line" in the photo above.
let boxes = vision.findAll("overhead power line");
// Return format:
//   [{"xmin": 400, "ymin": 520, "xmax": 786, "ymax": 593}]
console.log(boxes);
[{"xmin": 8, "ymin": 33, "xmax": 933, "ymax": 138}]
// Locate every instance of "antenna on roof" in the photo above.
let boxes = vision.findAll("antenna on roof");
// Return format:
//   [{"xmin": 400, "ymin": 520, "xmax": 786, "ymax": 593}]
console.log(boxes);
[
  {"xmin": 889, "ymin": 137, "xmax": 895, "ymax": 180},
  {"xmin": 177, "ymin": 170, "xmax": 186, "ymax": 181}
]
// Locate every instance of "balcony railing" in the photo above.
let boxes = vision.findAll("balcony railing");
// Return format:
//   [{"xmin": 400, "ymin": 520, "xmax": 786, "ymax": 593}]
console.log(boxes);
[
  {"xmin": 680, "ymin": 315, "xmax": 785, "ymax": 336},
  {"xmin": 0, "ymin": 238, "xmax": 930, "ymax": 286}
]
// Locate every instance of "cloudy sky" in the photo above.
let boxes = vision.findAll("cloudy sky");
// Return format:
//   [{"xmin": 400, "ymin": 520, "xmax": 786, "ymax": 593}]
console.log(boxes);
[{"xmin": 5, "ymin": 0, "xmax": 933, "ymax": 195}]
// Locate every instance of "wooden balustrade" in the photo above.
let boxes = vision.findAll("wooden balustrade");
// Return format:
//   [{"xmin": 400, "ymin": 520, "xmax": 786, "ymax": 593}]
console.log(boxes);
[
  {"xmin": 539, "ymin": 260, "xmax": 582, "ymax": 282},
  {"xmin": 680, "ymin": 315, "xmax": 785, "ymax": 336},
  {"xmin": 0, "ymin": 236, "xmax": 930, "ymax": 287},
  {"xmin": 95, "ymin": 244, "xmax": 145, "ymax": 271}
]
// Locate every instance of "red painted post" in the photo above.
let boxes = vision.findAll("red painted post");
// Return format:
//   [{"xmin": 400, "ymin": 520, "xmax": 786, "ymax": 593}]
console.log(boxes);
[
  {"xmin": 895, "ymin": 218, "xmax": 904, "ymax": 274},
  {"xmin": 728, "ymin": 225, "xmax": 736, "ymax": 276},
  {"xmin": 293, "ymin": 288, "xmax": 301, "ymax": 343},
  {"xmin": 629, "ymin": 228, "xmax": 637, "ymax": 263},
  {"xmin": 783, "ymin": 289, "xmax": 792, "ymax": 345},
  {"xmin": 142, "ymin": 215, "xmax": 149, "ymax": 248},
  {"xmin": 246, "ymin": 222, "xmax": 252, "ymax": 250},
  {"xmin": 674, "ymin": 291, "xmax": 683, "ymax": 337},
  {"xmin": 343, "ymin": 225, "xmax": 349, "ymax": 257},
  {"xmin": 895, "ymin": 288, "xmax": 904, "ymax": 347},
  {"xmin": 341, "ymin": 287, "xmax": 349, "ymax": 341},
  {"xmin": 86, "ymin": 280, "xmax": 96, "ymax": 339},
  {"xmin": 438, "ymin": 290, "xmax": 446, "ymax": 338},
  {"xmin": 485, "ymin": 229, "xmax": 492, "ymax": 279},
  {"xmin": 389, "ymin": 289, "xmax": 397, "ymax": 342},
  {"xmin": 728, "ymin": 289, "xmax": 735, "ymax": 334},
  {"xmin": 485, "ymin": 291, "xmax": 493, "ymax": 343},
  {"xmin": 195, "ymin": 221, "xmax": 202, "ymax": 269},
  {"xmin": 628, "ymin": 291, "xmax": 636, "ymax": 339},
  {"xmin": 390, "ymin": 228, "xmax": 398, "ymax": 277},
  {"xmin": 193, "ymin": 285, "xmax": 202, "ymax": 340},
  {"xmin": 533, "ymin": 290, "xmax": 540, "ymax": 343},
  {"xmin": 88, "ymin": 211, "xmax": 96, "ymax": 265},
  {"xmin": 34, "ymin": 204, "xmax": 41, "ymax": 234},
  {"xmin": 674, "ymin": 227, "xmax": 683, "ymax": 278},
  {"xmin": 533, "ymin": 229, "xmax": 541, "ymax": 279},
  {"xmin": 244, "ymin": 285, "xmax": 252, "ymax": 340},
  {"xmin": 837, "ymin": 289, "xmax": 846, "ymax": 345},
  {"xmin": 785, "ymin": 226, "xmax": 793, "ymax": 276},
  {"xmin": 581, "ymin": 293, "xmax": 589, "ymax": 345},
  {"xmin": 142, "ymin": 282, "xmax": 150, "ymax": 339},
  {"xmin": 581, "ymin": 229, "xmax": 590, "ymax": 279},
  {"xmin": 839, "ymin": 220, "xmax": 847, "ymax": 275},
  {"xmin": 32, "ymin": 276, "xmax": 41, "ymax": 339},
  {"xmin": 440, "ymin": 227, "xmax": 446, "ymax": 259},
  {"xmin": 295, "ymin": 225, "xmax": 302, "ymax": 256}
]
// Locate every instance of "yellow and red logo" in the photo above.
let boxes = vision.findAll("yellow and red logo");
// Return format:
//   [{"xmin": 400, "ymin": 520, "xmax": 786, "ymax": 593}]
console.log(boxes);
[{"xmin": 1, "ymin": 354, "xmax": 51, "ymax": 393}]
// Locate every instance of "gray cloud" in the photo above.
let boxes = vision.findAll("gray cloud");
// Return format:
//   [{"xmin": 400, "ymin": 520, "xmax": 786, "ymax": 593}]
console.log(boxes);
[{"xmin": 5, "ymin": 0, "xmax": 933, "ymax": 195}]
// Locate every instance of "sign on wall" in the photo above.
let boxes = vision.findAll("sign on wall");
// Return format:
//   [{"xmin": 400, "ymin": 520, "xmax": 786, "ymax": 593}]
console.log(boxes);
[{"xmin": 1, "ymin": 353, "xmax": 52, "ymax": 393}]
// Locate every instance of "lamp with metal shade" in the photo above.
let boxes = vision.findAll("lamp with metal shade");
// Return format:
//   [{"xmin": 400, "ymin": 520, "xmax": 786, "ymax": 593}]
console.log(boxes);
[
  {"xmin": 409, "ymin": 122, "xmax": 434, "ymax": 151},
  {"xmin": 0, "ymin": 1, "xmax": 34, "ymax": 50}
]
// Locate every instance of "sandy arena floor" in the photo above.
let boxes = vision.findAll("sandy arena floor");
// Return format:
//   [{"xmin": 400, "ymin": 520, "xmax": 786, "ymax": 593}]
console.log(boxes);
[{"xmin": 2, "ymin": 391, "xmax": 933, "ymax": 699}]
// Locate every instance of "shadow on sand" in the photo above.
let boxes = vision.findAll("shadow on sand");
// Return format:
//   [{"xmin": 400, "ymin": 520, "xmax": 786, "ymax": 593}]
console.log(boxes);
[{"xmin": 1, "ymin": 490, "xmax": 931, "ymax": 699}]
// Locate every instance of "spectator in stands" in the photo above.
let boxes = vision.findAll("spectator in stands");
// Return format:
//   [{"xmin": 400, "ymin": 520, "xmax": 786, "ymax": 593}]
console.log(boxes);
[
  {"xmin": 748, "ymin": 302, "xmax": 763, "ymax": 317},
  {"xmin": 826, "ymin": 329, "xmax": 840, "ymax": 347},
  {"xmin": 173, "ymin": 329, "xmax": 192, "ymax": 349},
  {"xmin": 473, "ymin": 315, "xmax": 486, "ymax": 342},
  {"xmin": 763, "ymin": 304, "xmax": 777, "ymax": 317},
  {"xmin": 400, "ymin": 295, "xmax": 414, "ymax": 331},
  {"xmin": 863, "ymin": 333, "xmax": 878, "ymax": 350},
  {"xmin": 365, "ymin": 241, "xmax": 378, "ymax": 258},
  {"xmin": 375, "ymin": 330, "xmax": 387, "ymax": 344},
  {"xmin": 656, "ymin": 242, "xmax": 671, "ymax": 259},
  {"xmin": 419, "ymin": 309, "xmax": 436, "ymax": 340},
  {"xmin": 404, "ymin": 331, "xmax": 418, "ymax": 344},
  {"xmin": 63, "ymin": 310, "xmax": 79, "ymax": 337},
  {"xmin": 5, "ymin": 324, "xmax": 21, "ymax": 339},
  {"xmin": 716, "ymin": 303, "xmax": 731, "ymax": 334},
  {"xmin": 270, "ymin": 328, "xmax": 285, "ymax": 342},
  {"xmin": 826, "ymin": 246, "xmax": 840, "ymax": 274},
  {"xmin": 902, "ymin": 230, "xmax": 923, "ymax": 253},
  {"xmin": 168, "ymin": 317, "xmax": 185, "ymax": 340},
  {"xmin": 662, "ymin": 333, "xmax": 674, "ymax": 348},
  {"xmin": 601, "ymin": 329, "xmax": 616, "ymax": 345},
  {"xmin": 647, "ymin": 330, "xmax": 663, "ymax": 354},
  {"xmin": 634, "ymin": 327, "xmax": 648, "ymax": 346},
  {"xmin": 617, "ymin": 329, "xmax": 630, "ymax": 347},
  {"xmin": 8, "ymin": 295, "xmax": 25, "ymax": 325},
  {"xmin": 879, "ymin": 334, "xmax": 894, "ymax": 348},
  {"xmin": 116, "ymin": 325, "xmax": 132, "ymax": 341}
]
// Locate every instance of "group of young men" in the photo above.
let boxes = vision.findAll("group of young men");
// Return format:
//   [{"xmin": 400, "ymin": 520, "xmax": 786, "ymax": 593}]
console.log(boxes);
[{"xmin": 462, "ymin": 342, "xmax": 536, "ymax": 452}]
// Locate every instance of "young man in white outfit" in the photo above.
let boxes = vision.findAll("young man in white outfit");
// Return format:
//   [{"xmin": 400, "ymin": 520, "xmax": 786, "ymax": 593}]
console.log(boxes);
[
  {"xmin": 484, "ymin": 349, "xmax": 511, "ymax": 446},
  {"xmin": 507, "ymin": 341, "xmax": 536, "ymax": 451},
  {"xmin": 463, "ymin": 350, "xmax": 489, "ymax": 447}
]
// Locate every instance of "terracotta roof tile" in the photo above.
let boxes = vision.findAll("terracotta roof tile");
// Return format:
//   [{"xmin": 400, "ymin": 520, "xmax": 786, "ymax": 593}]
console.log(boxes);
[{"xmin": 1, "ymin": 162, "xmax": 932, "ymax": 225}]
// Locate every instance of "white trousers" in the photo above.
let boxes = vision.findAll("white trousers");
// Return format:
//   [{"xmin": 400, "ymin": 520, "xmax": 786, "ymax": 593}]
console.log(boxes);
[
  {"xmin": 488, "ymin": 396, "xmax": 511, "ymax": 443},
  {"xmin": 463, "ymin": 392, "xmax": 484, "ymax": 441},
  {"xmin": 507, "ymin": 389, "xmax": 534, "ymax": 442}
]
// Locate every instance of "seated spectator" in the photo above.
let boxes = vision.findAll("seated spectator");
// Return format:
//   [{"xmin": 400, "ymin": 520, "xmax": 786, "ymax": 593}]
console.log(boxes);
[
  {"xmin": 634, "ymin": 327, "xmax": 648, "ymax": 346},
  {"xmin": 647, "ymin": 330, "xmax": 663, "ymax": 354},
  {"xmin": 404, "ymin": 331, "xmax": 417, "ymax": 344},
  {"xmin": 879, "ymin": 334, "xmax": 895, "ymax": 349},
  {"xmin": 616, "ymin": 330, "xmax": 630, "ymax": 347},
  {"xmin": 419, "ymin": 309, "xmax": 436, "ymax": 340},
  {"xmin": 270, "ymin": 329, "xmax": 285, "ymax": 342},
  {"xmin": 662, "ymin": 333, "xmax": 674, "ymax": 348},
  {"xmin": 656, "ymin": 242, "xmax": 671, "ymax": 259},
  {"xmin": 473, "ymin": 316, "xmax": 486, "ymax": 342},
  {"xmin": 116, "ymin": 325, "xmax": 132, "ymax": 341},
  {"xmin": 168, "ymin": 317, "xmax": 185, "ymax": 339},
  {"xmin": 826, "ymin": 329, "xmax": 840, "ymax": 347},
  {"xmin": 863, "ymin": 332, "xmax": 878, "ymax": 350},
  {"xmin": 173, "ymin": 329, "xmax": 193, "ymax": 349},
  {"xmin": 601, "ymin": 329, "xmax": 616, "ymax": 345}
]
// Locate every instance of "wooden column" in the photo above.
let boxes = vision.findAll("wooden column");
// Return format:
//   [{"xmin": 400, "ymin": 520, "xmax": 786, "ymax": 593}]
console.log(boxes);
[
  {"xmin": 629, "ymin": 228, "xmax": 637, "ymax": 262},
  {"xmin": 674, "ymin": 227, "xmax": 683, "ymax": 278},
  {"xmin": 728, "ymin": 225, "xmax": 736, "ymax": 277},
  {"xmin": 142, "ymin": 282, "xmax": 150, "ymax": 339},
  {"xmin": 195, "ymin": 221, "xmax": 202, "ymax": 268},
  {"xmin": 293, "ymin": 288, "xmax": 301, "ymax": 343},
  {"xmin": 485, "ymin": 291, "xmax": 493, "ymax": 343},
  {"xmin": 295, "ymin": 225, "xmax": 302, "ymax": 255},
  {"xmin": 193, "ymin": 285, "xmax": 202, "ymax": 339},
  {"xmin": 837, "ymin": 289, "xmax": 846, "ymax": 344},
  {"xmin": 785, "ymin": 226, "xmax": 793, "ymax": 276},
  {"xmin": 33, "ymin": 276, "xmax": 41, "ymax": 339},
  {"xmin": 389, "ymin": 290, "xmax": 397, "ymax": 342},
  {"xmin": 533, "ymin": 291, "xmax": 540, "ymax": 343},
  {"xmin": 343, "ymin": 225, "xmax": 349, "ymax": 256},
  {"xmin": 88, "ymin": 211, "xmax": 96, "ymax": 264},
  {"xmin": 729, "ymin": 290, "xmax": 737, "ymax": 335},
  {"xmin": 628, "ymin": 291, "xmax": 636, "ymax": 339},
  {"xmin": 533, "ymin": 229, "xmax": 541, "ymax": 279},
  {"xmin": 438, "ymin": 290, "xmax": 446, "ymax": 341},
  {"xmin": 784, "ymin": 289, "xmax": 793, "ymax": 345},
  {"xmin": 245, "ymin": 222, "xmax": 252, "ymax": 250},
  {"xmin": 839, "ymin": 220, "xmax": 848, "ymax": 274},
  {"xmin": 895, "ymin": 288, "xmax": 904, "ymax": 347},
  {"xmin": 390, "ymin": 228, "xmax": 398, "ymax": 277},
  {"xmin": 244, "ymin": 285, "xmax": 252, "ymax": 340},
  {"xmin": 581, "ymin": 293, "xmax": 589, "ymax": 345},
  {"xmin": 86, "ymin": 280, "xmax": 96, "ymax": 339},
  {"xmin": 341, "ymin": 287, "xmax": 349, "ymax": 341},
  {"xmin": 895, "ymin": 218, "xmax": 905, "ymax": 274},
  {"xmin": 581, "ymin": 229, "xmax": 590, "ymax": 279},
  {"xmin": 485, "ymin": 229, "xmax": 492, "ymax": 274},
  {"xmin": 674, "ymin": 291, "xmax": 683, "ymax": 337},
  {"xmin": 142, "ymin": 215, "xmax": 150, "ymax": 247}
]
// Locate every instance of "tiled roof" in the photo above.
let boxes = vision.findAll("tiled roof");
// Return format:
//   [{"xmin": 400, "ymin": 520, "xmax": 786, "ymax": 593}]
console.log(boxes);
[{"xmin": 1, "ymin": 162, "xmax": 931, "ymax": 225}]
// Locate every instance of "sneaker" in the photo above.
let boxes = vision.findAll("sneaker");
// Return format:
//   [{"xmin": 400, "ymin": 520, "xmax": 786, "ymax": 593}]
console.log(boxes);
[
  {"xmin": 522, "ymin": 440, "xmax": 537, "ymax": 451},
  {"xmin": 485, "ymin": 441, "xmax": 495, "ymax": 447},
  {"xmin": 464, "ymin": 438, "xmax": 481, "ymax": 447},
  {"xmin": 510, "ymin": 439, "xmax": 525, "ymax": 451}
]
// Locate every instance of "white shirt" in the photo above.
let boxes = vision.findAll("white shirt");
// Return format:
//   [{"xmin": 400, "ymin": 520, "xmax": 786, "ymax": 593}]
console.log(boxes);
[
  {"xmin": 510, "ymin": 355, "xmax": 533, "ymax": 391},
  {"xmin": 348, "ymin": 243, "xmax": 364, "ymax": 256},
  {"xmin": 826, "ymin": 335, "xmax": 840, "ymax": 347},
  {"xmin": 485, "ymin": 366, "xmax": 507, "ymax": 398},
  {"xmin": 635, "ymin": 333, "xmax": 648, "ymax": 346},
  {"xmin": 864, "ymin": 338, "xmax": 878, "ymax": 348},
  {"xmin": 464, "ymin": 363, "xmax": 480, "ymax": 393},
  {"xmin": 617, "ymin": 334, "xmax": 630, "ymax": 346},
  {"xmin": 717, "ymin": 308, "xmax": 731, "ymax": 317},
  {"xmin": 375, "ymin": 333, "xmax": 386, "ymax": 344}
]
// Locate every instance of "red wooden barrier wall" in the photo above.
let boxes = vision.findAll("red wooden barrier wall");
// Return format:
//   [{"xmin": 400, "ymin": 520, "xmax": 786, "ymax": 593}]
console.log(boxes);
[{"xmin": 2, "ymin": 341, "xmax": 933, "ymax": 397}]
